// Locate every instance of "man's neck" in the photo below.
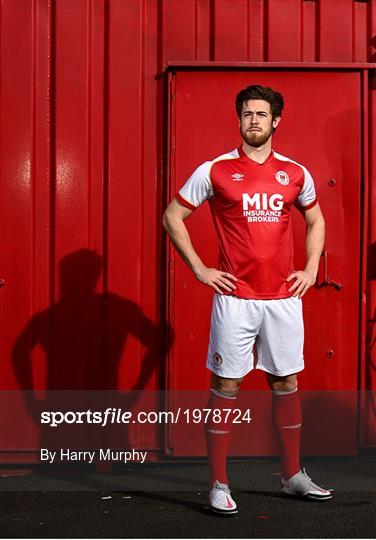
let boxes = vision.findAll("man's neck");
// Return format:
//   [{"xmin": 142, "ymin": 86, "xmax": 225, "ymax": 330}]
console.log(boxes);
[{"xmin": 242, "ymin": 141, "xmax": 273, "ymax": 164}]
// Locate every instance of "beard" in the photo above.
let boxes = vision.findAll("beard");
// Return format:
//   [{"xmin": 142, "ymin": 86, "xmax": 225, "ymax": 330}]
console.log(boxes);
[{"xmin": 240, "ymin": 125, "xmax": 273, "ymax": 148}]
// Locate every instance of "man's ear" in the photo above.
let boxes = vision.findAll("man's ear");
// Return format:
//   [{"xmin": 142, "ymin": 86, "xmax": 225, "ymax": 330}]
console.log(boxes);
[{"xmin": 273, "ymin": 116, "xmax": 281, "ymax": 129}]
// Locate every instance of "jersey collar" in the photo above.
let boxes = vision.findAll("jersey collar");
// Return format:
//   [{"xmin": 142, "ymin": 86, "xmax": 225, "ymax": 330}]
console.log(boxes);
[{"xmin": 238, "ymin": 145, "xmax": 274, "ymax": 165}]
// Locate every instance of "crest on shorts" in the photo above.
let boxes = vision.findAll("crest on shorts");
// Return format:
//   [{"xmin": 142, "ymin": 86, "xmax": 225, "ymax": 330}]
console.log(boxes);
[
  {"xmin": 275, "ymin": 170, "xmax": 289, "ymax": 185},
  {"xmin": 213, "ymin": 352, "xmax": 223, "ymax": 367}
]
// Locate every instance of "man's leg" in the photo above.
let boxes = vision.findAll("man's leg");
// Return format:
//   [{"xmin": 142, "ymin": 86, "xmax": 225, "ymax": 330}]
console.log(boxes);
[
  {"xmin": 204, "ymin": 294, "xmax": 259, "ymax": 513},
  {"xmin": 267, "ymin": 372, "xmax": 301, "ymax": 480},
  {"xmin": 205, "ymin": 372, "xmax": 243, "ymax": 514},
  {"xmin": 205, "ymin": 372, "xmax": 243, "ymax": 486},
  {"xmin": 256, "ymin": 298, "xmax": 331, "ymax": 500},
  {"xmin": 267, "ymin": 371, "xmax": 332, "ymax": 500}
]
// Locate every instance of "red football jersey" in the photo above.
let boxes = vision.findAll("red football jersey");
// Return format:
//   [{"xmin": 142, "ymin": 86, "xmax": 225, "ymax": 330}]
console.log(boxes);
[{"xmin": 176, "ymin": 145, "xmax": 317, "ymax": 300}]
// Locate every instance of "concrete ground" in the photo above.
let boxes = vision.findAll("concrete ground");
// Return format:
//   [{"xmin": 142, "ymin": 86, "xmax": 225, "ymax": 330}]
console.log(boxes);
[{"xmin": 0, "ymin": 451, "xmax": 375, "ymax": 538}]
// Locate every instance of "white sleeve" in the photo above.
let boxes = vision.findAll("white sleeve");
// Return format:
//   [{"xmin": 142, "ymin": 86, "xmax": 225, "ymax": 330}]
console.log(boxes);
[
  {"xmin": 176, "ymin": 161, "xmax": 213, "ymax": 210},
  {"xmin": 296, "ymin": 167, "xmax": 317, "ymax": 209}
]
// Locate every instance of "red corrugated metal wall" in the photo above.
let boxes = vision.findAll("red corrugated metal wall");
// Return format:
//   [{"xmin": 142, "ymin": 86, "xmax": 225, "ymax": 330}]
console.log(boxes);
[{"xmin": 0, "ymin": 0, "xmax": 375, "ymax": 459}]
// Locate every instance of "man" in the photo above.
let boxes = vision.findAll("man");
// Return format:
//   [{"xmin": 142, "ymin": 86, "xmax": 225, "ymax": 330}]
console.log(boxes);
[{"xmin": 162, "ymin": 85, "xmax": 332, "ymax": 514}]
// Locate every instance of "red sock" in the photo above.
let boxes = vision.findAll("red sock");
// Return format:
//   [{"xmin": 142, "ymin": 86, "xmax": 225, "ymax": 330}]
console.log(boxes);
[
  {"xmin": 272, "ymin": 388, "xmax": 301, "ymax": 480},
  {"xmin": 205, "ymin": 388, "xmax": 237, "ymax": 487}
]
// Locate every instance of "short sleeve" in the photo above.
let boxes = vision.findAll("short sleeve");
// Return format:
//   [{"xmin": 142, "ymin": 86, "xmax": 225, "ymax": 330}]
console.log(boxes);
[
  {"xmin": 176, "ymin": 161, "xmax": 213, "ymax": 211},
  {"xmin": 295, "ymin": 167, "xmax": 317, "ymax": 211}
]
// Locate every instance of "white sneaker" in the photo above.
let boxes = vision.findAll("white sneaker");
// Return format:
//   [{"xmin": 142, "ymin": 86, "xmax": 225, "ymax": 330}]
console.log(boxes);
[
  {"xmin": 281, "ymin": 468, "xmax": 333, "ymax": 501},
  {"xmin": 209, "ymin": 480, "xmax": 238, "ymax": 514}
]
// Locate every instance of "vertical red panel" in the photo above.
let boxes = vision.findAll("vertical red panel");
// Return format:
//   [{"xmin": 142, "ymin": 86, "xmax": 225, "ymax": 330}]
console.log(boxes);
[
  {"xmin": 266, "ymin": 0, "xmax": 301, "ymax": 61},
  {"xmin": 248, "ymin": 0, "xmax": 265, "ymax": 62},
  {"xmin": 212, "ymin": 0, "xmax": 248, "ymax": 61},
  {"xmin": 31, "ymin": 0, "xmax": 51, "ymax": 390},
  {"xmin": 136, "ymin": 0, "xmax": 163, "ymax": 396},
  {"xmin": 140, "ymin": 0, "xmax": 162, "ymax": 349},
  {"xmin": 0, "ymin": 0, "xmax": 50, "ymax": 456},
  {"xmin": 88, "ymin": 1, "xmax": 105, "ymax": 267},
  {"xmin": 0, "ymin": 0, "xmax": 34, "ymax": 389},
  {"xmin": 366, "ymin": 71, "xmax": 376, "ymax": 445},
  {"xmin": 108, "ymin": 0, "xmax": 142, "ymax": 307},
  {"xmin": 108, "ymin": 0, "xmax": 143, "ymax": 390},
  {"xmin": 87, "ymin": 0, "xmax": 106, "ymax": 388},
  {"xmin": 353, "ymin": 0, "xmax": 368, "ymax": 62},
  {"xmin": 196, "ymin": 0, "xmax": 211, "ymax": 60},
  {"xmin": 106, "ymin": 0, "xmax": 161, "ymax": 449},
  {"xmin": 318, "ymin": 0, "xmax": 353, "ymax": 61},
  {"xmin": 302, "ymin": 0, "xmax": 316, "ymax": 62},
  {"xmin": 106, "ymin": 0, "xmax": 162, "ymax": 457},
  {"xmin": 161, "ymin": 0, "xmax": 197, "ymax": 64},
  {"xmin": 363, "ymin": 1, "xmax": 376, "ymax": 447},
  {"xmin": 52, "ymin": 0, "xmax": 92, "ymax": 388},
  {"xmin": 54, "ymin": 0, "xmax": 89, "ymax": 256},
  {"xmin": 370, "ymin": 0, "xmax": 376, "ymax": 62}
]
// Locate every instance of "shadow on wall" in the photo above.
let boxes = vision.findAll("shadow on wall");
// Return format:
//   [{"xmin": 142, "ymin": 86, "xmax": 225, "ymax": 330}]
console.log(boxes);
[{"xmin": 11, "ymin": 249, "xmax": 173, "ymax": 453}]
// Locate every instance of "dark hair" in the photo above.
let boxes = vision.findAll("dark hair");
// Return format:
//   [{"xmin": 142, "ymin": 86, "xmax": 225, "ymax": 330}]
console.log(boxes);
[{"xmin": 235, "ymin": 85, "xmax": 284, "ymax": 119}]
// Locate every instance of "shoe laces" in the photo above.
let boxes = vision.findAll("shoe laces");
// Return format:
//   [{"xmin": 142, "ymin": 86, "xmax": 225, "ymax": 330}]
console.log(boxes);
[
  {"xmin": 301, "ymin": 468, "xmax": 332, "ymax": 492},
  {"xmin": 213, "ymin": 480, "xmax": 231, "ymax": 493},
  {"xmin": 301, "ymin": 468, "xmax": 312, "ymax": 481}
]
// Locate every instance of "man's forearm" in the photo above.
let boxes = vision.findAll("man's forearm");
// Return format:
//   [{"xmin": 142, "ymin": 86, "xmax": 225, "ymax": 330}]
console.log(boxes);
[
  {"xmin": 304, "ymin": 220, "xmax": 325, "ymax": 277},
  {"xmin": 163, "ymin": 214, "xmax": 205, "ymax": 275},
  {"xmin": 163, "ymin": 206, "xmax": 237, "ymax": 294}
]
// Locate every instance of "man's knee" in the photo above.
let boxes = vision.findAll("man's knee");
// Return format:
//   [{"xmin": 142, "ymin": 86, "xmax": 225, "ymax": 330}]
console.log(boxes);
[
  {"xmin": 211, "ymin": 373, "xmax": 243, "ymax": 397},
  {"xmin": 267, "ymin": 373, "xmax": 298, "ymax": 393}
]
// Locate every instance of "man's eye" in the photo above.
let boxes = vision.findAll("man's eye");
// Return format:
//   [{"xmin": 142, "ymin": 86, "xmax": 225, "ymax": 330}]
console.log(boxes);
[{"xmin": 243, "ymin": 112, "xmax": 268, "ymax": 118}]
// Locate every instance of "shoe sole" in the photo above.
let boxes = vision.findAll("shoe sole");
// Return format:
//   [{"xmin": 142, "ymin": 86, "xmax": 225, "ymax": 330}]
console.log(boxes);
[
  {"xmin": 304, "ymin": 493, "xmax": 333, "ymax": 501},
  {"xmin": 282, "ymin": 490, "xmax": 333, "ymax": 501},
  {"xmin": 210, "ymin": 506, "xmax": 238, "ymax": 515}
]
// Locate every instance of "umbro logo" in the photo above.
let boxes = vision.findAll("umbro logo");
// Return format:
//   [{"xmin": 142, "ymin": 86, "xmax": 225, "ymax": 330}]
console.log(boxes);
[{"xmin": 232, "ymin": 173, "xmax": 244, "ymax": 181}]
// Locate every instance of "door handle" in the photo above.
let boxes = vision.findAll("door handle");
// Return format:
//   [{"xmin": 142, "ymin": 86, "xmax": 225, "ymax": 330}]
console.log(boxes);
[{"xmin": 315, "ymin": 250, "xmax": 343, "ymax": 291}]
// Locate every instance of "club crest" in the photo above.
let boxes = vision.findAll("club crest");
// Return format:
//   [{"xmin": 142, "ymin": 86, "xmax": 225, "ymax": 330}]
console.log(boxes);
[
  {"xmin": 275, "ymin": 171, "xmax": 289, "ymax": 185},
  {"xmin": 213, "ymin": 352, "xmax": 223, "ymax": 367}
]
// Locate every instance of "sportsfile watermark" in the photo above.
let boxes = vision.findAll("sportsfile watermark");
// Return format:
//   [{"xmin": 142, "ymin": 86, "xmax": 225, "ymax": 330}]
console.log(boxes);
[
  {"xmin": 41, "ymin": 407, "xmax": 253, "ymax": 428},
  {"xmin": 0, "ymin": 390, "xmax": 373, "ymax": 493}
]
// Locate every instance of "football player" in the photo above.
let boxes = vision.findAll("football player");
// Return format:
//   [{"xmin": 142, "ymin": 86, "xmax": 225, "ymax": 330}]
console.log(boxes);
[{"xmin": 163, "ymin": 85, "xmax": 332, "ymax": 514}]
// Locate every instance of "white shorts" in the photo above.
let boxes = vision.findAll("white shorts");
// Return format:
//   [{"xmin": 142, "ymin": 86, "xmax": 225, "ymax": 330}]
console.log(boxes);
[{"xmin": 206, "ymin": 294, "xmax": 304, "ymax": 378}]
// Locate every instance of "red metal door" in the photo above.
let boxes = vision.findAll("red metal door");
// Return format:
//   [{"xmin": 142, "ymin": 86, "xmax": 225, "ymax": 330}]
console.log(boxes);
[{"xmin": 166, "ymin": 69, "xmax": 362, "ymax": 456}]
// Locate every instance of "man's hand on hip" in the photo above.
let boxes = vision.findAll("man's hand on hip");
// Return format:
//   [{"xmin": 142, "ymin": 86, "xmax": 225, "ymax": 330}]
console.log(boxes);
[
  {"xmin": 194, "ymin": 266, "xmax": 238, "ymax": 295},
  {"xmin": 286, "ymin": 269, "xmax": 316, "ymax": 298}
]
